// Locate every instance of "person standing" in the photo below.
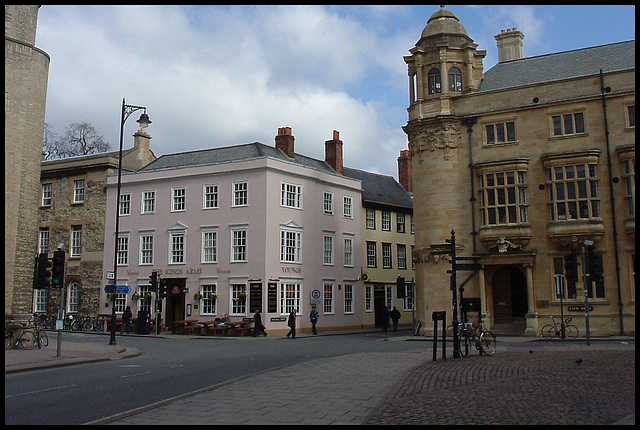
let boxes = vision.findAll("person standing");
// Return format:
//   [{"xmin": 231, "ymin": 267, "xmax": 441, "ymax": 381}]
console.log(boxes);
[
  {"xmin": 253, "ymin": 309, "xmax": 267, "ymax": 337},
  {"xmin": 286, "ymin": 308, "xmax": 297, "ymax": 339},
  {"xmin": 121, "ymin": 305, "xmax": 132, "ymax": 335},
  {"xmin": 390, "ymin": 306, "xmax": 401, "ymax": 332},
  {"xmin": 309, "ymin": 305, "xmax": 319, "ymax": 335}
]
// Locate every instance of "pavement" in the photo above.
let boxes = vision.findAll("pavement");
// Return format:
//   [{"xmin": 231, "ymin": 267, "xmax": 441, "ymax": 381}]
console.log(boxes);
[{"xmin": 5, "ymin": 329, "xmax": 635, "ymax": 425}]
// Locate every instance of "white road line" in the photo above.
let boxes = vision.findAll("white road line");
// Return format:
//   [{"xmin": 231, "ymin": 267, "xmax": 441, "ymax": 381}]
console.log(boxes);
[{"xmin": 5, "ymin": 384, "xmax": 77, "ymax": 399}]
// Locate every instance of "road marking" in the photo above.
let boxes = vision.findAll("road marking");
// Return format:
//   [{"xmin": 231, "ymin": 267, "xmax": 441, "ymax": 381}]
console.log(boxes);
[{"xmin": 5, "ymin": 384, "xmax": 77, "ymax": 399}]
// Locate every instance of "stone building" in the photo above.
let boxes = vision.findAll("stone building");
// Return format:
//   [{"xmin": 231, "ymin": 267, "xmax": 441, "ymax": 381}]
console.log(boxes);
[
  {"xmin": 37, "ymin": 130, "xmax": 156, "ymax": 317},
  {"xmin": 5, "ymin": 5, "xmax": 50, "ymax": 320},
  {"xmin": 405, "ymin": 7, "xmax": 634, "ymax": 336}
]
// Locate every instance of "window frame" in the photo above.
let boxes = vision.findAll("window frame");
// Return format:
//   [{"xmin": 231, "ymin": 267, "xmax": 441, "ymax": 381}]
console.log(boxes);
[
  {"xmin": 139, "ymin": 232, "xmax": 154, "ymax": 265},
  {"xmin": 141, "ymin": 190, "xmax": 156, "ymax": 214},
  {"xmin": 232, "ymin": 181, "xmax": 248, "ymax": 207},
  {"xmin": 203, "ymin": 184, "xmax": 219, "ymax": 210},
  {"xmin": 281, "ymin": 181, "xmax": 303, "ymax": 209},
  {"xmin": 171, "ymin": 187, "xmax": 186, "ymax": 212},
  {"xmin": 73, "ymin": 179, "xmax": 85, "ymax": 204},
  {"xmin": 42, "ymin": 183, "xmax": 53, "ymax": 207},
  {"xmin": 230, "ymin": 226, "xmax": 248, "ymax": 263}
]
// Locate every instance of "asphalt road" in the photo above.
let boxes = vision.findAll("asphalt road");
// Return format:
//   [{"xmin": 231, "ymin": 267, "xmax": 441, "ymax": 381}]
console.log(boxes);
[{"xmin": 5, "ymin": 331, "xmax": 425, "ymax": 425}]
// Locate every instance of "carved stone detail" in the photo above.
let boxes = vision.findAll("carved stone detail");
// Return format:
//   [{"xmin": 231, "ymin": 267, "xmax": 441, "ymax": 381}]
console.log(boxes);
[{"xmin": 406, "ymin": 121, "xmax": 463, "ymax": 160}]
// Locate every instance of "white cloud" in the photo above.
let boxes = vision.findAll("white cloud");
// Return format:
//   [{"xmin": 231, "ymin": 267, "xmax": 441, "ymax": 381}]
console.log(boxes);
[{"xmin": 38, "ymin": 5, "xmax": 408, "ymax": 179}]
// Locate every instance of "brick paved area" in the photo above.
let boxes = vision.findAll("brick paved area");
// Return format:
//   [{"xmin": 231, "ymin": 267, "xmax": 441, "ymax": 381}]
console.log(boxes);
[{"xmin": 365, "ymin": 350, "xmax": 635, "ymax": 425}]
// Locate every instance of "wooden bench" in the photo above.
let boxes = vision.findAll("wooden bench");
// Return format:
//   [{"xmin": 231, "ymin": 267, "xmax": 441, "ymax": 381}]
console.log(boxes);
[
  {"xmin": 185, "ymin": 323, "xmax": 203, "ymax": 335},
  {"xmin": 234, "ymin": 326, "xmax": 254, "ymax": 336},
  {"xmin": 206, "ymin": 325, "xmax": 230, "ymax": 336}
]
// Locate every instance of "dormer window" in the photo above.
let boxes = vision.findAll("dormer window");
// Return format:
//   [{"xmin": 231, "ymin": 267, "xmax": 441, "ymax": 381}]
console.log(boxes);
[
  {"xmin": 428, "ymin": 68, "xmax": 441, "ymax": 94},
  {"xmin": 449, "ymin": 67, "xmax": 463, "ymax": 92}
]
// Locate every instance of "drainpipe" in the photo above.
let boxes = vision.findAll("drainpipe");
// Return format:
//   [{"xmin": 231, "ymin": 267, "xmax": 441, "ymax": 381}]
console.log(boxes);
[
  {"xmin": 599, "ymin": 69, "xmax": 624, "ymax": 335},
  {"xmin": 462, "ymin": 117, "xmax": 478, "ymax": 253}
]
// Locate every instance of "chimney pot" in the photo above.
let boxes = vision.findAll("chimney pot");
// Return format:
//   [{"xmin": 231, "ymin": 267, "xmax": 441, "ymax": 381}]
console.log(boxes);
[
  {"xmin": 325, "ymin": 130, "xmax": 344, "ymax": 175},
  {"xmin": 275, "ymin": 126, "xmax": 295, "ymax": 158}
]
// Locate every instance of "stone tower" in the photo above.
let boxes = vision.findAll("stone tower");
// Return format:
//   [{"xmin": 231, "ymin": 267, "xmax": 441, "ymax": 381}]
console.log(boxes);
[
  {"xmin": 5, "ymin": 5, "xmax": 50, "ymax": 319},
  {"xmin": 402, "ymin": 7, "xmax": 485, "ymax": 335}
]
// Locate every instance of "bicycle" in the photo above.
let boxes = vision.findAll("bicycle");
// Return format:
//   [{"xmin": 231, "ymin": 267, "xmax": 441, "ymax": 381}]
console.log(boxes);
[
  {"xmin": 80, "ymin": 315, "xmax": 104, "ymax": 332},
  {"xmin": 63, "ymin": 314, "xmax": 81, "ymax": 331},
  {"xmin": 540, "ymin": 316, "xmax": 579, "ymax": 339},
  {"xmin": 459, "ymin": 320, "xmax": 497, "ymax": 356},
  {"xmin": 27, "ymin": 315, "xmax": 49, "ymax": 348},
  {"xmin": 5, "ymin": 323, "xmax": 37, "ymax": 350}
]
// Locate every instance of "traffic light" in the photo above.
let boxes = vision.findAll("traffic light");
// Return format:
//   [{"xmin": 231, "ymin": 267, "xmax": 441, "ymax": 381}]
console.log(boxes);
[
  {"xmin": 396, "ymin": 276, "xmax": 405, "ymax": 299},
  {"xmin": 564, "ymin": 250, "xmax": 578, "ymax": 283},
  {"xmin": 158, "ymin": 278, "xmax": 167, "ymax": 299},
  {"xmin": 149, "ymin": 271, "xmax": 158, "ymax": 292},
  {"xmin": 34, "ymin": 253, "xmax": 52, "ymax": 289},
  {"xmin": 51, "ymin": 250, "xmax": 65, "ymax": 288},
  {"xmin": 589, "ymin": 253, "xmax": 604, "ymax": 283}
]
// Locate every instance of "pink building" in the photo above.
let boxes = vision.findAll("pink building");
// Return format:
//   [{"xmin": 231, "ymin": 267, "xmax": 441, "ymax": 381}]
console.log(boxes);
[{"xmin": 102, "ymin": 128, "xmax": 364, "ymax": 334}]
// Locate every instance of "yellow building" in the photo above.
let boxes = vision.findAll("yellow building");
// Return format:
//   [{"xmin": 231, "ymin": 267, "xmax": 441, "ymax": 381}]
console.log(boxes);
[
  {"xmin": 343, "ymin": 168, "xmax": 414, "ymax": 330},
  {"xmin": 405, "ymin": 7, "xmax": 634, "ymax": 336}
]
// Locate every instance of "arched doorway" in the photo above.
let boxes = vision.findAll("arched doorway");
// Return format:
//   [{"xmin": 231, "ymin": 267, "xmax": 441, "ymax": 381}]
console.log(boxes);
[{"xmin": 491, "ymin": 266, "xmax": 527, "ymax": 324}]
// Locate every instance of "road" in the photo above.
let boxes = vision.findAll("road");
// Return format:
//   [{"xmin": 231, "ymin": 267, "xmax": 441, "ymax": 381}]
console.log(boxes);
[{"xmin": 5, "ymin": 331, "xmax": 425, "ymax": 425}]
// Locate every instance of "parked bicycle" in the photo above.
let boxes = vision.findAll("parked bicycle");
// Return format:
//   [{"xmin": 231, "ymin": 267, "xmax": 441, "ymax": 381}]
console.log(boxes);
[
  {"xmin": 540, "ymin": 315, "xmax": 579, "ymax": 339},
  {"xmin": 446, "ymin": 320, "xmax": 497, "ymax": 356},
  {"xmin": 63, "ymin": 314, "xmax": 81, "ymax": 331},
  {"xmin": 5, "ymin": 322, "xmax": 37, "ymax": 350},
  {"xmin": 31, "ymin": 313, "xmax": 56, "ymax": 330},
  {"xmin": 79, "ymin": 315, "xmax": 104, "ymax": 332},
  {"xmin": 27, "ymin": 314, "xmax": 49, "ymax": 348},
  {"xmin": 459, "ymin": 320, "xmax": 497, "ymax": 356}
]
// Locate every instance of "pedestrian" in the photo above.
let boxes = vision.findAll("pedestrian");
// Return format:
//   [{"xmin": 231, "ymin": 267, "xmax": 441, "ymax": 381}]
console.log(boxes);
[
  {"xmin": 390, "ymin": 306, "xmax": 401, "ymax": 332},
  {"xmin": 381, "ymin": 306, "xmax": 390, "ymax": 332},
  {"xmin": 253, "ymin": 309, "xmax": 267, "ymax": 337},
  {"xmin": 309, "ymin": 304, "xmax": 319, "ymax": 335},
  {"xmin": 286, "ymin": 308, "xmax": 297, "ymax": 339},
  {"xmin": 121, "ymin": 305, "xmax": 132, "ymax": 335}
]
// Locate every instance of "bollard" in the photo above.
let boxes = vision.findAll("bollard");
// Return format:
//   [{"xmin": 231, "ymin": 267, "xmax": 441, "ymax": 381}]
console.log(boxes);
[{"xmin": 432, "ymin": 311, "xmax": 446, "ymax": 361}]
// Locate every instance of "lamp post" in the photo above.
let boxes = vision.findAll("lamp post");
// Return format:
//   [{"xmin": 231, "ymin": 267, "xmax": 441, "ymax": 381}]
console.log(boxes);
[{"xmin": 109, "ymin": 98, "xmax": 151, "ymax": 345}]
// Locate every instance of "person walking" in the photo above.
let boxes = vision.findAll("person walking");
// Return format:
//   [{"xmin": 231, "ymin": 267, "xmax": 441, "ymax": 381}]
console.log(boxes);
[
  {"xmin": 381, "ymin": 306, "xmax": 390, "ymax": 332},
  {"xmin": 121, "ymin": 305, "xmax": 132, "ymax": 335},
  {"xmin": 253, "ymin": 309, "xmax": 267, "ymax": 337},
  {"xmin": 286, "ymin": 308, "xmax": 297, "ymax": 339},
  {"xmin": 309, "ymin": 305, "xmax": 319, "ymax": 335},
  {"xmin": 390, "ymin": 306, "xmax": 401, "ymax": 332}
]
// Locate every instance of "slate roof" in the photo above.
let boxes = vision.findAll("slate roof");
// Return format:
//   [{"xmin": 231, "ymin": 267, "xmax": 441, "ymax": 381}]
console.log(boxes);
[
  {"xmin": 136, "ymin": 141, "xmax": 412, "ymax": 210},
  {"xmin": 479, "ymin": 40, "xmax": 635, "ymax": 92},
  {"xmin": 137, "ymin": 141, "xmax": 334, "ymax": 175},
  {"xmin": 343, "ymin": 167, "xmax": 413, "ymax": 210}
]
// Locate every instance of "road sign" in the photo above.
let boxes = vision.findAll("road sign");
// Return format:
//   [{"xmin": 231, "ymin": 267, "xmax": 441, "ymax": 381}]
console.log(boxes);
[
  {"xmin": 454, "ymin": 263, "xmax": 482, "ymax": 271},
  {"xmin": 568, "ymin": 305, "xmax": 594, "ymax": 312},
  {"xmin": 106, "ymin": 271, "xmax": 115, "ymax": 280},
  {"xmin": 104, "ymin": 285, "xmax": 116, "ymax": 294},
  {"xmin": 430, "ymin": 244, "xmax": 453, "ymax": 255},
  {"xmin": 116, "ymin": 286, "xmax": 131, "ymax": 294}
]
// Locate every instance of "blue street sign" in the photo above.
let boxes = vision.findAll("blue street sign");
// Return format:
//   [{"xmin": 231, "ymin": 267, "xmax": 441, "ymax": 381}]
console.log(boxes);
[
  {"xmin": 116, "ymin": 286, "xmax": 131, "ymax": 294},
  {"xmin": 104, "ymin": 285, "xmax": 116, "ymax": 294}
]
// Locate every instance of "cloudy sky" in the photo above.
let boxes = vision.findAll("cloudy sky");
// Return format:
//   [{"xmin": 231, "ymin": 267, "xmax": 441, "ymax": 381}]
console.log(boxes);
[{"xmin": 36, "ymin": 5, "xmax": 635, "ymax": 179}]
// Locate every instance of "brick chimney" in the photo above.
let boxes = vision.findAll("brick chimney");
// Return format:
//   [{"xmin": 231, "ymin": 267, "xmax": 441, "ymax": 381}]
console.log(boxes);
[
  {"xmin": 397, "ymin": 149, "xmax": 412, "ymax": 193},
  {"xmin": 324, "ymin": 130, "xmax": 344, "ymax": 175},
  {"xmin": 495, "ymin": 28, "xmax": 524, "ymax": 62},
  {"xmin": 275, "ymin": 126, "xmax": 295, "ymax": 158}
]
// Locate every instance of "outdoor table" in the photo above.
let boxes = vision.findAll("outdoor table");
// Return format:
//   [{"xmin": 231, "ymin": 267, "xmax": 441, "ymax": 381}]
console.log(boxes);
[{"xmin": 171, "ymin": 319, "xmax": 198, "ymax": 334}]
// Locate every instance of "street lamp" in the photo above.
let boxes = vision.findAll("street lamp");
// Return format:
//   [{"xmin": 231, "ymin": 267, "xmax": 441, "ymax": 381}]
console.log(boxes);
[{"xmin": 109, "ymin": 98, "xmax": 151, "ymax": 345}]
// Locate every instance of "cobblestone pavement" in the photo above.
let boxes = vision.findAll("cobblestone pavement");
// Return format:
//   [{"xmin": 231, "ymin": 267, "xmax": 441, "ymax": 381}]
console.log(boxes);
[{"xmin": 365, "ymin": 349, "xmax": 635, "ymax": 425}]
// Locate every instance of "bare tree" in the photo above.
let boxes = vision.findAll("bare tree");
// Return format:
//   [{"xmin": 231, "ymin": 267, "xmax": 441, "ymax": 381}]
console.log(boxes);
[
  {"xmin": 43, "ymin": 122, "xmax": 112, "ymax": 160},
  {"xmin": 43, "ymin": 122, "xmax": 60, "ymax": 160}
]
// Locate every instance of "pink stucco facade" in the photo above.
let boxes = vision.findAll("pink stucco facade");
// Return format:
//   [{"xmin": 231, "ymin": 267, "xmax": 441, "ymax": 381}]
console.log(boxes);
[{"xmin": 102, "ymin": 150, "xmax": 364, "ymax": 333}]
